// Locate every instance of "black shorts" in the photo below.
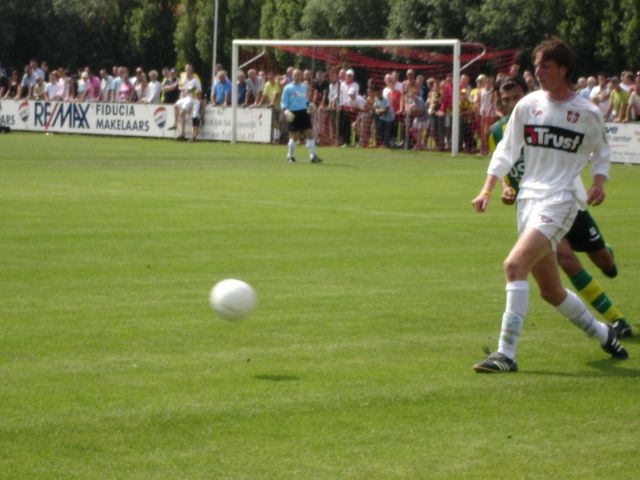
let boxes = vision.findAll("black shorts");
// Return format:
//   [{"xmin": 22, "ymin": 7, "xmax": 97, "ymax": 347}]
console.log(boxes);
[
  {"xmin": 289, "ymin": 109, "xmax": 312, "ymax": 132},
  {"xmin": 565, "ymin": 210, "xmax": 606, "ymax": 252},
  {"xmin": 192, "ymin": 117, "xmax": 201, "ymax": 127}
]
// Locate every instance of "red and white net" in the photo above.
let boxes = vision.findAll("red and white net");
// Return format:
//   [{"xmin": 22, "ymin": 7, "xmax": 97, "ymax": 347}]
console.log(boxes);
[{"xmin": 236, "ymin": 43, "xmax": 519, "ymax": 152}]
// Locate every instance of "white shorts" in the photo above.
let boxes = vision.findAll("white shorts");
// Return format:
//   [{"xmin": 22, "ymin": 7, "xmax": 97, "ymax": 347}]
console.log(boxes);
[
  {"xmin": 516, "ymin": 195, "xmax": 578, "ymax": 250},
  {"xmin": 176, "ymin": 96, "xmax": 194, "ymax": 113}
]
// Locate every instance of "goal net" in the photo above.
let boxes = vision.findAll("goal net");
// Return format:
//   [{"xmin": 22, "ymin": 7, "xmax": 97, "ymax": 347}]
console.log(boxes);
[{"xmin": 230, "ymin": 39, "xmax": 519, "ymax": 155}]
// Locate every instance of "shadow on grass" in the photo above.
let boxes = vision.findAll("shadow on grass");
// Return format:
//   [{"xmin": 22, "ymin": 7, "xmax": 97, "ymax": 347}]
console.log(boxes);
[
  {"xmin": 619, "ymin": 331, "xmax": 640, "ymax": 344},
  {"xmin": 254, "ymin": 374, "xmax": 300, "ymax": 382},
  {"xmin": 522, "ymin": 359, "xmax": 640, "ymax": 378},
  {"xmin": 303, "ymin": 161, "xmax": 353, "ymax": 169}
]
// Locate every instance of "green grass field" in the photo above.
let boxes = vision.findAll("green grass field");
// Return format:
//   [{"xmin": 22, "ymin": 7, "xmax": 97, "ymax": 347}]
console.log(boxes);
[{"xmin": 1, "ymin": 132, "xmax": 639, "ymax": 479}]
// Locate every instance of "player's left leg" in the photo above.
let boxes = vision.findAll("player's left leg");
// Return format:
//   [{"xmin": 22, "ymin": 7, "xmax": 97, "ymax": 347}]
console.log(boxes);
[
  {"xmin": 557, "ymin": 239, "xmax": 630, "ymax": 336},
  {"xmin": 532, "ymin": 252, "xmax": 627, "ymax": 360},
  {"xmin": 303, "ymin": 128, "xmax": 321, "ymax": 163}
]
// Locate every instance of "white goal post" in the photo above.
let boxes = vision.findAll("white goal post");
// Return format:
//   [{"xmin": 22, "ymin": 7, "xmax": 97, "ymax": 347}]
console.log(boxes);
[{"xmin": 231, "ymin": 39, "xmax": 462, "ymax": 155}]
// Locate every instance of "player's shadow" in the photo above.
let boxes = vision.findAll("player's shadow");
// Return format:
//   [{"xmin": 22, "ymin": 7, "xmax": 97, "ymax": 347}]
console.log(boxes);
[
  {"xmin": 584, "ymin": 358, "xmax": 640, "ymax": 376},
  {"xmin": 523, "ymin": 359, "xmax": 640, "ymax": 378},
  {"xmin": 620, "ymin": 331, "xmax": 640, "ymax": 344},
  {"xmin": 254, "ymin": 374, "xmax": 300, "ymax": 382}
]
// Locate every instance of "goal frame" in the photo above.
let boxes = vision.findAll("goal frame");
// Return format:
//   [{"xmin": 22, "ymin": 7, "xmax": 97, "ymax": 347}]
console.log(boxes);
[{"xmin": 231, "ymin": 38, "xmax": 462, "ymax": 155}]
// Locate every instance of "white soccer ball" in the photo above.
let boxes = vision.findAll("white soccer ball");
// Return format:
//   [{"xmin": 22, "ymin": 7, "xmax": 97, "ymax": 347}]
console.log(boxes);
[
  {"xmin": 209, "ymin": 279, "xmax": 257, "ymax": 321},
  {"xmin": 283, "ymin": 109, "xmax": 295, "ymax": 123}
]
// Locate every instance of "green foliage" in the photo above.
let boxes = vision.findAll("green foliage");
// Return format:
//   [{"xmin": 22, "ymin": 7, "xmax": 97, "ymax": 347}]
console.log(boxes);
[
  {"xmin": 301, "ymin": 0, "xmax": 389, "ymax": 39},
  {"xmin": 464, "ymin": 0, "xmax": 563, "ymax": 69},
  {"xmin": 2, "ymin": 0, "xmax": 639, "ymax": 84},
  {"xmin": 174, "ymin": 0, "xmax": 201, "ymax": 72},
  {"xmin": 0, "ymin": 0, "xmax": 33, "ymax": 67},
  {"xmin": 259, "ymin": 0, "xmax": 307, "ymax": 66},
  {"xmin": 216, "ymin": 0, "xmax": 264, "ymax": 75},
  {"xmin": 387, "ymin": 0, "xmax": 477, "ymax": 39},
  {"xmin": 124, "ymin": 0, "xmax": 179, "ymax": 70},
  {"xmin": 619, "ymin": 0, "xmax": 640, "ymax": 70},
  {"xmin": 173, "ymin": 0, "xmax": 262, "ymax": 84},
  {"xmin": 602, "ymin": 0, "xmax": 640, "ymax": 73},
  {"xmin": 259, "ymin": 0, "xmax": 306, "ymax": 39},
  {"xmin": 193, "ymin": 0, "xmax": 214, "ymax": 76},
  {"xmin": 596, "ymin": 0, "xmax": 627, "ymax": 72},
  {"xmin": 386, "ymin": 0, "xmax": 431, "ymax": 39},
  {"xmin": 557, "ymin": 0, "xmax": 604, "ymax": 74},
  {"xmin": 49, "ymin": 0, "xmax": 130, "ymax": 68}
]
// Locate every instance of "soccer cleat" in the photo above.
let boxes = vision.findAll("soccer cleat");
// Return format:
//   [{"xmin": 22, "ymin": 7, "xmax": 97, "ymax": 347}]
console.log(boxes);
[
  {"xmin": 612, "ymin": 318, "xmax": 632, "ymax": 338},
  {"xmin": 287, "ymin": 156, "xmax": 296, "ymax": 163},
  {"xmin": 601, "ymin": 325, "xmax": 628, "ymax": 360},
  {"xmin": 310, "ymin": 155, "xmax": 322, "ymax": 163},
  {"xmin": 473, "ymin": 352, "xmax": 518, "ymax": 373}
]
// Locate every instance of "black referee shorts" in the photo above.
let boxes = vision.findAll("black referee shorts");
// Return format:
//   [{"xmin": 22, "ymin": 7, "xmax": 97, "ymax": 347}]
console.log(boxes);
[
  {"xmin": 565, "ymin": 209, "xmax": 606, "ymax": 252},
  {"xmin": 289, "ymin": 109, "xmax": 312, "ymax": 132}
]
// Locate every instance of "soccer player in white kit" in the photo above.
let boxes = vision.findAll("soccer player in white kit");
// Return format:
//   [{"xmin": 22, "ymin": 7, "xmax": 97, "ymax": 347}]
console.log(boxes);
[{"xmin": 471, "ymin": 37, "xmax": 628, "ymax": 373}]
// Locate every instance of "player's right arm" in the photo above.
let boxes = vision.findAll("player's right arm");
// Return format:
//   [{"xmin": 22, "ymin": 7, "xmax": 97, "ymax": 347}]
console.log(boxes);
[
  {"xmin": 280, "ymin": 85, "xmax": 290, "ymax": 112},
  {"xmin": 471, "ymin": 175, "xmax": 499, "ymax": 213}
]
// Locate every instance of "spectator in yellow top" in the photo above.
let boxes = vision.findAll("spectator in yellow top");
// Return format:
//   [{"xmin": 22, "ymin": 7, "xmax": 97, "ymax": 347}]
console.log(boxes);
[{"xmin": 605, "ymin": 76, "xmax": 629, "ymax": 123}]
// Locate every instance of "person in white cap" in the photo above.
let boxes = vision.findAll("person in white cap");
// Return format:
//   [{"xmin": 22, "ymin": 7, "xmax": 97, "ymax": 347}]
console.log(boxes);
[{"xmin": 338, "ymin": 68, "xmax": 359, "ymax": 146}]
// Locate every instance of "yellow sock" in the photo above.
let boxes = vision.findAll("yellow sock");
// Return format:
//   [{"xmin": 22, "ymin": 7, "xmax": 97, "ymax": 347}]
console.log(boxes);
[{"xmin": 570, "ymin": 269, "xmax": 624, "ymax": 322}]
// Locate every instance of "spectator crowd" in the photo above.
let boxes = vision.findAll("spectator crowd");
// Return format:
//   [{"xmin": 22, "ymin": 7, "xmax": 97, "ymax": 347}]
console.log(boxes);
[{"xmin": 1, "ymin": 58, "xmax": 639, "ymax": 148}]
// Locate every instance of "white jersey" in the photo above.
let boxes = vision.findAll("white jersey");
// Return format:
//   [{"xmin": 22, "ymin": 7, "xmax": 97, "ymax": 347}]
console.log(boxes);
[
  {"xmin": 489, "ymin": 90, "xmax": 610, "ymax": 202},
  {"xmin": 181, "ymin": 77, "xmax": 202, "ymax": 99}
]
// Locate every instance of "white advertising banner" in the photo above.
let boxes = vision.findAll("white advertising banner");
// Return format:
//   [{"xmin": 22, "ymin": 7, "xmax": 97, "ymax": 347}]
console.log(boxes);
[
  {"xmin": 0, "ymin": 100, "xmax": 272, "ymax": 143},
  {"xmin": 605, "ymin": 122, "xmax": 640, "ymax": 165},
  {"xmin": 197, "ymin": 106, "xmax": 273, "ymax": 143}
]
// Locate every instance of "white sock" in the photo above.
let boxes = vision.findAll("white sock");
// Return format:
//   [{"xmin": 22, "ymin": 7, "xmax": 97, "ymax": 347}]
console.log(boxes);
[
  {"xmin": 306, "ymin": 138, "xmax": 317, "ymax": 158},
  {"xmin": 497, "ymin": 280, "xmax": 529, "ymax": 360},
  {"xmin": 556, "ymin": 289, "xmax": 608, "ymax": 344},
  {"xmin": 288, "ymin": 138, "xmax": 296, "ymax": 158}
]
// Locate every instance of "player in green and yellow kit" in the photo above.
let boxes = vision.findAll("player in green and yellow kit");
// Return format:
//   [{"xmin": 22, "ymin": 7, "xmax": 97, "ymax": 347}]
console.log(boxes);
[{"xmin": 489, "ymin": 75, "xmax": 631, "ymax": 338}]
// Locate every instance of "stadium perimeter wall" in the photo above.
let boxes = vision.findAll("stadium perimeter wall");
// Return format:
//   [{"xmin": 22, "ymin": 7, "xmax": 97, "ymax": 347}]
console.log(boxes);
[
  {"xmin": 1, "ymin": 99, "xmax": 638, "ymax": 165},
  {"xmin": 0, "ymin": 99, "xmax": 272, "ymax": 143}
]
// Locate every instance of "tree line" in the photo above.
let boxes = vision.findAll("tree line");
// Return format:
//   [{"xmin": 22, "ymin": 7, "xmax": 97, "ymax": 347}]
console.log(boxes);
[{"xmin": 1, "ymin": 0, "xmax": 638, "ymax": 85}]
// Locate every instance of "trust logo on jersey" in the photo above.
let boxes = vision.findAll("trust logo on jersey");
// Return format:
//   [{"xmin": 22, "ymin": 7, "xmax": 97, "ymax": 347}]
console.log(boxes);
[
  {"xmin": 567, "ymin": 111, "xmax": 580, "ymax": 123},
  {"xmin": 523, "ymin": 125, "xmax": 584, "ymax": 153}
]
